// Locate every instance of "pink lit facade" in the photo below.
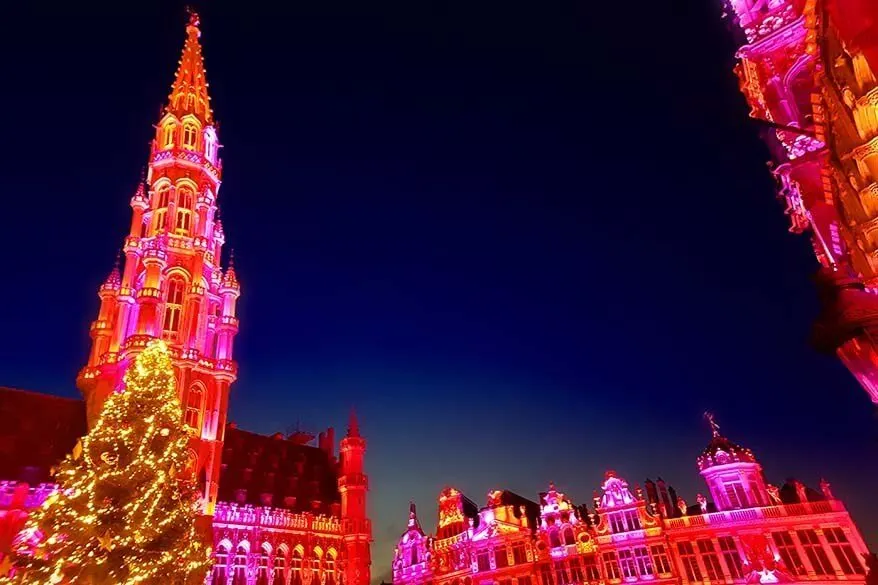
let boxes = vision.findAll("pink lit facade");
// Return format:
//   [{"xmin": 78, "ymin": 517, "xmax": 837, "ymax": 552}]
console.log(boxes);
[
  {"xmin": 393, "ymin": 422, "xmax": 871, "ymax": 585},
  {"xmin": 0, "ymin": 12, "xmax": 372, "ymax": 585},
  {"xmin": 722, "ymin": 0, "xmax": 878, "ymax": 404}
]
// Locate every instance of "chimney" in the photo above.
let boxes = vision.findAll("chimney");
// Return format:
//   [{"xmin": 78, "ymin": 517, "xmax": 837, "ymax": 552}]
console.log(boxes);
[{"xmin": 325, "ymin": 427, "xmax": 335, "ymax": 457}]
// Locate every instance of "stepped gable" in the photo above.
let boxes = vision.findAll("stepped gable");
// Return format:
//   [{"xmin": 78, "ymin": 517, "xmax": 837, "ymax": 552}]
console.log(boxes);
[
  {"xmin": 0, "ymin": 388, "xmax": 86, "ymax": 484},
  {"xmin": 218, "ymin": 425, "xmax": 341, "ymax": 514}
]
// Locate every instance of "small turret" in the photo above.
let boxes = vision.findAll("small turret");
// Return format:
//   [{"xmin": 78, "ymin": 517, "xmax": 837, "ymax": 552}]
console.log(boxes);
[{"xmin": 698, "ymin": 412, "xmax": 769, "ymax": 511}]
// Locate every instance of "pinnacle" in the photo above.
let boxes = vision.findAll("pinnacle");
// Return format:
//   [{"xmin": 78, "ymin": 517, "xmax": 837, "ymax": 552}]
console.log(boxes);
[{"xmin": 165, "ymin": 9, "xmax": 213, "ymax": 124}]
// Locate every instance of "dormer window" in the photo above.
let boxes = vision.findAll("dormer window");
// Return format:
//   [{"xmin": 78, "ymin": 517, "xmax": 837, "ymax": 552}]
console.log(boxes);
[{"xmin": 183, "ymin": 123, "xmax": 198, "ymax": 149}]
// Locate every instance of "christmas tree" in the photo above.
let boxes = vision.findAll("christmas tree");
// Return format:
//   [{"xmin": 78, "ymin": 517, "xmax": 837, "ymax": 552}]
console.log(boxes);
[{"xmin": 2, "ymin": 340, "xmax": 211, "ymax": 585}]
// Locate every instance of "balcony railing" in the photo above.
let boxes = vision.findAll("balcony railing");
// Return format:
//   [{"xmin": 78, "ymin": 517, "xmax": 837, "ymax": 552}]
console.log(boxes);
[{"xmin": 663, "ymin": 500, "xmax": 844, "ymax": 530}]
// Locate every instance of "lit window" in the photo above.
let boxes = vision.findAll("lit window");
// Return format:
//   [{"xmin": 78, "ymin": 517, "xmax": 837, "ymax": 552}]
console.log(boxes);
[
  {"xmin": 677, "ymin": 542, "xmax": 703, "ymax": 582},
  {"xmin": 602, "ymin": 552, "xmax": 620, "ymax": 581},
  {"xmin": 256, "ymin": 546, "xmax": 271, "ymax": 585},
  {"xmin": 650, "ymin": 545, "xmax": 671, "ymax": 575},
  {"xmin": 718, "ymin": 537, "xmax": 743, "ymax": 579},
  {"xmin": 771, "ymin": 532, "xmax": 805, "ymax": 575},
  {"xmin": 797, "ymin": 529, "xmax": 835, "ymax": 575},
  {"xmin": 205, "ymin": 135, "xmax": 216, "ymax": 161},
  {"xmin": 273, "ymin": 551, "xmax": 287, "ymax": 585},
  {"xmin": 325, "ymin": 553, "xmax": 336, "ymax": 585},
  {"xmin": 619, "ymin": 550, "xmax": 637, "ymax": 579},
  {"xmin": 562, "ymin": 527, "xmax": 575, "ymax": 546},
  {"xmin": 163, "ymin": 124, "xmax": 175, "ymax": 148},
  {"xmin": 696, "ymin": 539, "xmax": 723, "ymax": 581},
  {"xmin": 163, "ymin": 277, "xmax": 185, "ymax": 335},
  {"xmin": 213, "ymin": 545, "xmax": 229, "ymax": 585},
  {"xmin": 824, "ymin": 527, "xmax": 864, "ymax": 575},
  {"xmin": 155, "ymin": 184, "xmax": 171, "ymax": 209},
  {"xmin": 185, "ymin": 386, "xmax": 203, "ymax": 430},
  {"xmin": 233, "ymin": 546, "xmax": 248, "ymax": 585},
  {"xmin": 634, "ymin": 546, "xmax": 653, "ymax": 576},
  {"xmin": 183, "ymin": 124, "xmax": 198, "ymax": 149},
  {"xmin": 175, "ymin": 187, "xmax": 194, "ymax": 236}
]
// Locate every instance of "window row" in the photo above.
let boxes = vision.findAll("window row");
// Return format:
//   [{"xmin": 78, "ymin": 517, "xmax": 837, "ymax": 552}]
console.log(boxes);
[
  {"xmin": 602, "ymin": 544, "xmax": 673, "ymax": 582},
  {"xmin": 212, "ymin": 546, "xmax": 340, "ymax": 585},
  {"xmin": 772, "ymin": 528, "xmax": 864, "ymax": 577},
  {"xmin": 161, "ymin": 122, "xmax": 217, "ymax": 160},
  {"xmin": 476, "ymin": 542, "xmax": 530, "ymax": 572}
]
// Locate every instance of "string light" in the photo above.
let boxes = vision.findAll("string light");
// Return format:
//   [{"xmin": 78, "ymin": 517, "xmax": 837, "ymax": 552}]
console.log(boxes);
[{"xmin": 1, "ymin": 340, "xmax": 211, "ymax": 584}]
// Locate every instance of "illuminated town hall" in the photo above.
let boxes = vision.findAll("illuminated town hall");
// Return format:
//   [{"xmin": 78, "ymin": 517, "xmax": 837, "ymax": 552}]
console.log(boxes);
[{"xmin": 0, "ymin": 12, "xmax": 371, "ymax": 585}]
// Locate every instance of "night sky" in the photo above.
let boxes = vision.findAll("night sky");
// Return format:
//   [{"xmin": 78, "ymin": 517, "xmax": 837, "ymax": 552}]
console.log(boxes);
[{"xmin": 1, "ymin": 0, "xmax": 876, "ymax": 579}]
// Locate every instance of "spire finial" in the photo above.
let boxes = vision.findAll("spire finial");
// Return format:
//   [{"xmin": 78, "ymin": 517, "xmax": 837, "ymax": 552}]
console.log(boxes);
[
  {"xmin": 704, "ymin": 411, "xmax": 721, "ymax": 438},
  {"xmin": 347, "ymin": 407, "xmax": 360, "ymax": 437},
  {"xmin": 166, "ymin": 6, "xmax": 212, "ymax": 123}
]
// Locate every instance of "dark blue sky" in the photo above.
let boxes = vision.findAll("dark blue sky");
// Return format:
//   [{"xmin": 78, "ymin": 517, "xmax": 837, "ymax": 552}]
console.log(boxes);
[{"xmin": 0, "ymin": 0, "xmax": 875, "ymax": 579}]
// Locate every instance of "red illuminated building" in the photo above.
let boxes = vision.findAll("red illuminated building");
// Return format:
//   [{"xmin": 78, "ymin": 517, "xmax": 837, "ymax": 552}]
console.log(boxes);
[
  {"xmin": 0, "ymin": 12, "xmax": 371, "ymax": 585},
  {"xmin": 722, "ymin": 0, "xmax": 878, "ymax": 404},
  {"xmin": 392, "ymin": 417, "xmax": 872, "ymax": 585}
]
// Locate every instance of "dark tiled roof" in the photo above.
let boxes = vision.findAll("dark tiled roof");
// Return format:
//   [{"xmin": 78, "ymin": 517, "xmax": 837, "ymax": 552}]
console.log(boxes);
[
  {"xmin": 0, "ymin": 387, "xmax": 87, "ymax": 485},
  {"xmin": 218, "ymin": 426, "xmax": 341, "ymax": 514}
]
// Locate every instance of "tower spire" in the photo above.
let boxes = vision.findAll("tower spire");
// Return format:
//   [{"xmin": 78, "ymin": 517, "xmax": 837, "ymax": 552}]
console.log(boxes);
[{"xmin": 166, "ymin": 9, "xmax": 213, "ymax": 124}]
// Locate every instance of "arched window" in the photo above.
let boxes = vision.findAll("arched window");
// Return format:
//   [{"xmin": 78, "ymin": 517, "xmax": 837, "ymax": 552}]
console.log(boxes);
[
  {"xmin": 162, "ymin": 123, "xmax": 176, "ymax": 148},
  {"xmin": 183, "ymin": 123, "xmax": 198, "ymax": 149},
  {"xmin": 549, "ymin": 528, "xmax": 562, "ymax": 548},
  {"xmin": 273, "ymin": 548, "xmax": 288, "ymax": 585},
  {"xmin": 257, "ymin": 544, "xmax": 271, "ymax": 585},
  {"xmin": 232, "ymin": 545, "xmax": 248, "ymax": 585},
  {"xmin": 410, "ymin": 546, "xmax": 419, "ymax": 566},
  {"xmin": 563, "ymin": 527, "xmax": 576, "ymax": 546},
  {"xmin": 188, "ymin": 94, "xmax": 196, "ymax": 110},
  {"xmin": 323, "ymin": 552, "xmax": 335, "ymax": 585},
  {"xmin": 153, "ymin": 184, "xmax": 171, "ymax": 234},
  {"xmin": 185, "ymin": 385, "xmax": 203, "ymax": 430},
  {"xmin": 175, "ymin": 187, "xmax": 194, "ymax": 236},
  {"xmin": 291, "ymin": 549, "xmax": 304, "ymax": 585},
  {"xmin": 213, "ymin": 544, "xmax": 230, "ymax": 585},
  {"xmin": 163, "ymin": 276, "xmax": 186, "ymax": 336}
]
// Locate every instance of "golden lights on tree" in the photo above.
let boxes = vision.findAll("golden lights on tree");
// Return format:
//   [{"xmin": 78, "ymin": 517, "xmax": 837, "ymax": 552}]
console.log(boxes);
[{"xmin": 1, "ymin": 340, "xmax": 210, "ymax": 585}]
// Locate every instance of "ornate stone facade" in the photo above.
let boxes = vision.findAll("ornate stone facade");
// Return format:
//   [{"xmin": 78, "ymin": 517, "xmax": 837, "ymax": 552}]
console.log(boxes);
[{"xmin": 393, "ymin": 421, "xmax": 872, "ymax": 585}]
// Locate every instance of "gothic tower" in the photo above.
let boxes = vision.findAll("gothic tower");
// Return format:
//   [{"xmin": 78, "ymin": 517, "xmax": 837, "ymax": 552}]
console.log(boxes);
[
  {"xmin": 338, "ymin": 411, "xmax": 372, "ymax": 585},
  {"xmin": 76, "ymin": 11, "xmax": 239, "ymax": 515}
]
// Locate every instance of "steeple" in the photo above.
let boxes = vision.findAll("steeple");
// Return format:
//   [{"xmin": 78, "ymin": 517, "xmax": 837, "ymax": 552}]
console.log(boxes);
[
  {"xmin": 166, "ymin": 9, "xmax": 213, "ymax": 124},
  {"xmin": 348, "ymin": 407, "xmax": 361, "ymax": 437},
  {"xmin": 697, "ymin": 413, "xmax": 768, "ymax": 511},
  {"xmin": 78, "ymin": 11, "xmax": 237, "ymax": 518}
]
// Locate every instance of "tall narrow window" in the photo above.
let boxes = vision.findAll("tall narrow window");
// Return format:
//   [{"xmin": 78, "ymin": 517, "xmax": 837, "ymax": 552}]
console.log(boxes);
[
  {"xmin": 213, "ymin": 545, "xmax": 229, "ymax": 585},
  {"xmin": 634, "ymin": 547, "xmax": 653, "ymax": 577},
  {"xmin": 609, "ymin": 513, "xmax": 626, "ymax": 534},
  {"xmin": 273, "ymin": 551, "xmax": 287, "ymax": 585},
  {"xmin": 824, "ymin": 528, "xmax": 864, "ymax": 575},
  {"xmin": 183, "ymin": 123, "xmax": 198, "ymax": 149},
  {"xmin": 650, "ymin": 545, "xmax": 672, "ymax": 575},
  {"xmin": 540, "ymin": 563, "xmax": 555, "ymax": 585},
  {"xmin": 325, "ymin": 553, "xmax": 336, "ymax": 585},
  {"xmin": 410, "ymin": 546, "xmax": 419, "ymax": 566},
  {"xmin": 205, "ymin": 134, "xmax": 216, "ymax": 162},
  {"xmin": 164, "ymin": 277, "xmax": 185, "ymax": 336},
  {"xmin": 619, "ymin": 549, "xmax": 637, "ymax": 579},
  {"xmin": 185, "ymin": 386, "xmax": 203, "ymax": 430},
  {"xmin": 582, "ymin": 556, "xmax": 601, "ymax": 582},
  {"xmin": 291, "ymin": 550, "xmax": 303, "ymax": 585},
  {"xmin": 163, "ymin": 123, "xmax": 176, "ymax": 148},
  {"xmin": 232, "ymin": 546, "xmax": 248, "ymax": 585},
  {"xmin": 153, "ymin": 184, "xmax": 171, "ymax": 234},
  {"xmin": 549, "ymin": 528, "xmax": 562, "ymax": 548},
  {"xmin": 569, "ymin": 557, "xmax": 583, "ymax": 582},
  {"xmin": 512, "ymin": 543, "xmax": 527, "ymax": 565},
  {"xmin": 495, "ymin": 546, "xmax": 508, "ymax": 569},
  {"xmin": 602, "ymin": 552, "xmax": 620, "ymax": 581},
  {"xmin": 562, "ymin": 527, "xmax": 576, "ymax": 546},
  {"xmin": 554, "ymin": 560, "xmax": 570, "ymax": 585},
  {"xmin": 624, "ymin": 511, "xmax": 641, "ymax": 531},
  {"xmin": 175, "ymin": 187, "xmax": 194, "ymax": 236},
  {"xmin": 771, "ymin": 532, "xmax": 805, "ymax": 575},
  {"xmin": 718, "ymin": 537, "xmax": 743, "ymax": 579},
  {"xmin": 677, "ymin": 542, "xmax": 703, "ymax": 582},
  {"xmin": 696, "ymin": 540, "xmax": 723, "ymax": 581},
  {"xmin": 257, "ymin": 546, "xmax": 271, "ymax": 585},
  {"xmin": 797, "ymin": 530, "xmax": 834, "ymax": 575}
]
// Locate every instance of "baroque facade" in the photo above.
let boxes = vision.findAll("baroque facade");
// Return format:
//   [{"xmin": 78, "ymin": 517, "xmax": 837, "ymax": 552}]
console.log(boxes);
[
  {"xmin": 721, "ymin": 0, "xmax": 878, "ymax": 403},
  {"xmin": 393, "ymin": 419, "xmax": 872, "ymax": 585},
  {"xmin": 0, "ymin": 12, "xmax": 372, "ymax": 585}
]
